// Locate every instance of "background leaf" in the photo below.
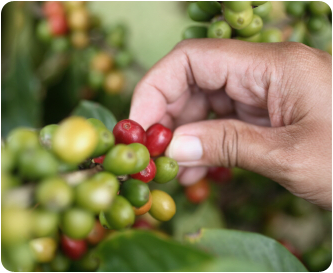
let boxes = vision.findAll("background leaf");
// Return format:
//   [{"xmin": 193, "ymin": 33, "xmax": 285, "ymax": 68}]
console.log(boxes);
[
  {"xmin": 95, "ymin": 230, "xmax": 213, "ymax": 272},
  {"xmin": 71, "ymin": 100, "xmax": 117, "ymax": 131},
  {"xmin": 185, "ymin": 229, "xmax": 308, "ymax": 272}
]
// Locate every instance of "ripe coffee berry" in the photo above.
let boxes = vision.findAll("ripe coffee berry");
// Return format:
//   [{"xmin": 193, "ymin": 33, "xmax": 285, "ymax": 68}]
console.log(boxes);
[
  {"xmin": 94, "ymin": 155, "xmax": 105, "ymax": 164},
  {"xmin": 132, "ymin": 218, "xmax": 153, "ymax": 229},
  {"xmin": 61, "ymin": 235, "xmax": 87, "ymax": 260},
  {"xmin": 145, "ymin": 124, "xmax": 172, "ymax": 157},
  {"xmin": 49, "ymin": 15, "xmax": 68, "ymax": 36},
  {"xmin": 185, "ymin": 178, "xmax": 210, "ymax": 204},
  {"xmin": 113, "ymin": 119, "xmax": 146, "ymax": 145},
  {"xmin": 42, "ymin": 1, "xmax": 64, "ymax": 17},
  {"xmin": 207, "ymin": 167, "xmax": 233, "ymax": 184},
  {"xmin": 130, "ymin": 158, "xmax": 156, "ymax": 183}
]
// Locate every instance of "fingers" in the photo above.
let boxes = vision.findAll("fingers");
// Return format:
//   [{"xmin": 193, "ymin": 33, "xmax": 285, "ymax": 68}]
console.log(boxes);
[
  {"xmin": 177, "ymin": 167, "xmax": 208, "ymax": 186},
  {"xmin": 165, "ymin": 119, "xmax": 284, "ymax": 179},
  {"xmin": 130, "ymin": 39, "xmax": 281, "ymax": 129}
]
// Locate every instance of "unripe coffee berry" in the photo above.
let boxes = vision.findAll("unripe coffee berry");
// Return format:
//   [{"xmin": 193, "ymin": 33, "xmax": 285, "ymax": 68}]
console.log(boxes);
[
  {"xmin": 149, "ymin": 190, "xmax": 176, "ymax": 221},
  {"xmin": 154, "ymin": 156, "xmax": 179, "ymax": 184},
  {"xmin": 120, "ymin": 179, "xmax": 150, "ymax": 208},
  {"xmin": 133, "ymin": 192, "xmax": 152, "ymax": 216},
  {"xmin": 130, "ymin": 158, "xmax": 156, "ymax": 183},
  {"xmin": 113, "ymin": 119, "xmax": 146, "ymax": 145},
  {"xmin": 128, "ymin": 143, "xmax": 150, "ymax": 174},
  {"xmin": 103, "ymin": 144, "xmax": 137, "ymax": 175},
  {"xmin": 145, "ymin": 124, "xmax": 172, "ymax": 157}
]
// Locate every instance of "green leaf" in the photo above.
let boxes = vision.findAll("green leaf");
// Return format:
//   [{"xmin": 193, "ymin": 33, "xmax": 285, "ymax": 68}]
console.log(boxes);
[
  {"xmin": 181, "ymin": 257, "xmax": 272, "ymax": 272},
  {"xmin": 185, "ymin": 229, "xmax": 308, "ymax": 272},
  {"xmin": 166, "ymin": 194, "xmax": 225, "ymax": 241},
  {"xmin": 95, "ymin": 230, "xmax": 213, "ymax": 271},
  {"xmin": 71, "ymin": 100, "xmax": 117, "ymax": 131}
]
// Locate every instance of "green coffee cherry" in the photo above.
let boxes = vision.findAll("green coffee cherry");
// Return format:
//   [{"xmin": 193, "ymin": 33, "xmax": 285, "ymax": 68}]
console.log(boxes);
[
  {"xmin": 91, "ymin": 127, "xmax": 115, "ymax": 157},
  {"xmin": 58, "ymin": 161, "xmax": 78, "ymax": 173},
  {"xmin": 51, "ymin": 37, "xmax": 70, "ymax": 53},
  {"xmin": 76, "ymin": 172, "xmax": 119, "ymax": 213},
  {"xmin": 237, "ymin": 32, "xmax": 262, "ymax": 42},
  {"xmin": 224, "ymin": 1, "xmax": 252, "ymax": 12},
  {"xmin": 36, "ymin": 177, "xmax": 74, "ymax": 211},
  {"xmin": 115, "ymin": 50, "xmax": 133, "ymax": 68},
  {"xmin": 87, "ymin": 118, "xmax": 106, "ymax": 129},
  {"xmin": 61, "ymin": 208, "xmax": 95, "ymax": 239},
  {"xmin": 18, "ymin": 148, "xmax": 59, "ymax": 180},
  {"xmin": 120, "ymin": 179, "xmax": 150, "ymax": 207},
  {"xmin": 253, "ymin": 1, "xmax": 272, "ymax": 18},
  {"xmin": 39, "ymin": 124, "xmax": 59, "ymax": 150},
  {"xmin": 99, "ymin": 211, "xmax": 113, "ymax": 229},
  {"xmin": 197, "ymin": 1, "xmax": 221, "ymax": 15},
  {"xmin": 309, "ymin": 1, "xmax": 331, "ymax": 16},
  {"xmin": 32, "ymin": 210, "xmax": 59, "ymax": 238},
  {"xmin": 107, "ymin": 24, "xmax": 127, "ymax": 48},
  {"xmin": 103, "ymin": 144, "xmax": 137, "ymax": 175},
  {"xmin": 236, "ymin": 14, "xmax": 263, "ymax": 37},
  {"xmin": 88, "ymin": 70, "xmax": 105, "ymax": 90},
  {"xmin": 4, "ymin": 242, "xmax": 35, "ymax": 272},
  {"xmin": 1, "ymin": 147, "xmax": 15, "ymax": 172},
  {"xmin": 307, "ymin": 15, "xmax": 327, "ymax": 33},
  {"xmin": 36, "ymin": 20, "xmax": 52, "ymax": 42},
  {"xmin": 1, "ymin": 207, "xmax": 32, "ymax": 245},
  {"xmin": 261, "ymin": 28, "xmax": 282, "ymax": 42},
  {"xmin": 75, "ymin": 249, "xmax": 99, "ymax": 271},
  {"xmin": 50, "ymin": 252, "xmax": 70, "ymax": 272},
  {"xmin": 286, "ymin": 1, "xmax": 306, "ymax": 18},
  {"xmin": 128, "ymin": 143, "xmax": 150, "ymax": 173},
  {"xmin": 7, "ymin": 128, "xmax": 39, "ymax": 158},
  {"xmin": 252, "ymin": 1, "xmax": 267, "ymax": 6},
  {"xmin": 224, "ymin": 7, "xmax": 253, "ymax": 29},
  {"xmin": 103, "ymin": 195, "xmax": 135, "ymax": 230},
  {"xmin": 183, "ymin": 26, "xmax": 208, "ymax": 39},
  {"xmin": 208, "ymin": 20, "xmax": 232, "ymax": 38},
  {"xmin": 29, "ymin": 237, "xmax": 57, "ymax": 263},
  {"xmin": 154, "ymin": 156, "xmax": 179, "ymax": 184},
  {"xmin": 188, "ymin": 2, "xmax": 214, "ymax": 22}
]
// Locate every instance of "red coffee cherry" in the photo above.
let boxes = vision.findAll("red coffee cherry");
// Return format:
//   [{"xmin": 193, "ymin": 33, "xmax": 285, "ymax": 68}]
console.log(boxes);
[
  {"xmin": 113, "ymin": 119, "xmax": 146, "ymax": 145},
  {"xmin": 185, "ymin": 178, "xmax": 210, "ymax": 204},
  {"xmin": 61, "ymin": 235, "xmax": 87, "ymax": 260},
  {"xmin": 86, "ymin": 220, "xmax": 106, "ymax": 245},
  {"xmin": 132, "ymin": 219, "xmax": 153, "ymax": 230},
  {"xmin": 130, "ymin": 158, "xmax": 156, "ymax": 183},
  {"xmin": 145, "ymin": 124, "xmax": 172, "ymax": 157},
  {"xmin": 43, "ymin": 1, "xmax": 65, "ymax": 17},
  {"xmin": 207, "ymin": 167, "xmax": 232, "ymax": 184},
  {"xmin": 93, "ymin": 155, "xmax": 105, "ymax": 164},
  {"xmin": 49, "ymin": 15, "xmax": 68, "ymax": 36}
]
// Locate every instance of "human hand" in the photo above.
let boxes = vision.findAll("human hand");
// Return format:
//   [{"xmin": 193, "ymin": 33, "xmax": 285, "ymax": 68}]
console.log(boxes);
[{"xmin": 129, "ymin": 39, "xmax": 332, "ymax": 210}]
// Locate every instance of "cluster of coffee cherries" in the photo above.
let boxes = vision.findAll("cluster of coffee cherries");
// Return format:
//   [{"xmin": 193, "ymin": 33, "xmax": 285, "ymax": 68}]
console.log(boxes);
[
  {"xmin": 35, "ymin": 1, "xmax": 132, "ymax": 95},
  {"xmin": 183, "ymin": 1, "xmax": 282, "ymax": 43},
  {"xmin": 1, "ymin": 116, "xmax": 177, "ymax": 271}
]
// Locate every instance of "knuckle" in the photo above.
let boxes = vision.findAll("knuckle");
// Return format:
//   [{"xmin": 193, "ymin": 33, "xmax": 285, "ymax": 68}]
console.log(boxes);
[{"xmin": 215, "ymin": 121, "xmax": 239, "ymax": 168}]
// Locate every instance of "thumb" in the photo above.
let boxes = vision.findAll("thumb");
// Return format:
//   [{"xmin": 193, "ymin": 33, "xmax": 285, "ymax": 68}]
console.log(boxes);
[{"xmin": 165, "ymin": 119, "xmax": 284, "ymax": 177}]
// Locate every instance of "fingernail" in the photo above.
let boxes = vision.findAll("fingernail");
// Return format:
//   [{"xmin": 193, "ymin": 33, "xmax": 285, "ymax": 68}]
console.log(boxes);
[{"xmin": 167, "ymin": 136, "xmax": 203, "ymax": 162}]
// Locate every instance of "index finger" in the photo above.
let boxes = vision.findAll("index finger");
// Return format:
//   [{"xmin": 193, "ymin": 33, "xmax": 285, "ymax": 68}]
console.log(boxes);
[{"xmin": 129, "ymin": 39, "xmax": 278, "ymax": 129}]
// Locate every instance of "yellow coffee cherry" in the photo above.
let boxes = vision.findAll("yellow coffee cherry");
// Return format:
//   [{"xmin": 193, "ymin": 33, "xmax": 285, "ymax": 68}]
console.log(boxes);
[
  {"xmin": 91, "ymin": 52, "xmax": 114, "ymax": 74},
  {"xmin": 104, "ymin": 71, "xmax": 125, "ymax": 94},
  {"xmin": 71, "ymin": 31, "xmax": 89, "ymax": 49},
  {"xmin": 149, "ymin": 190, "xmax": 176, "ymax": 221},
  {"xmin": 29, "ymin": 237, "xmax": 57, "ymax": 263},
  {"xmin": 68, "ymin": 7, "xmax": 90, "ymax": 31},
  {"xmin": 53, "ymin": 116, "xmax": 98, "ymax": 164}
]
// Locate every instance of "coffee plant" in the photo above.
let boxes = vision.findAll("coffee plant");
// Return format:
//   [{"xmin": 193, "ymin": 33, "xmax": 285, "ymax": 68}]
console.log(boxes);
[{"xmin": 1, "ymin": 1, "xmax": 331, "ymax": 272}]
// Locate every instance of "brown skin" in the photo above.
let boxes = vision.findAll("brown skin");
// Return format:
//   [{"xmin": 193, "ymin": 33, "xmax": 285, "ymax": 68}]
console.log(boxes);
[{"xmin": 130, "ymin": 39, "xmax": 332, "ymax": 210}]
